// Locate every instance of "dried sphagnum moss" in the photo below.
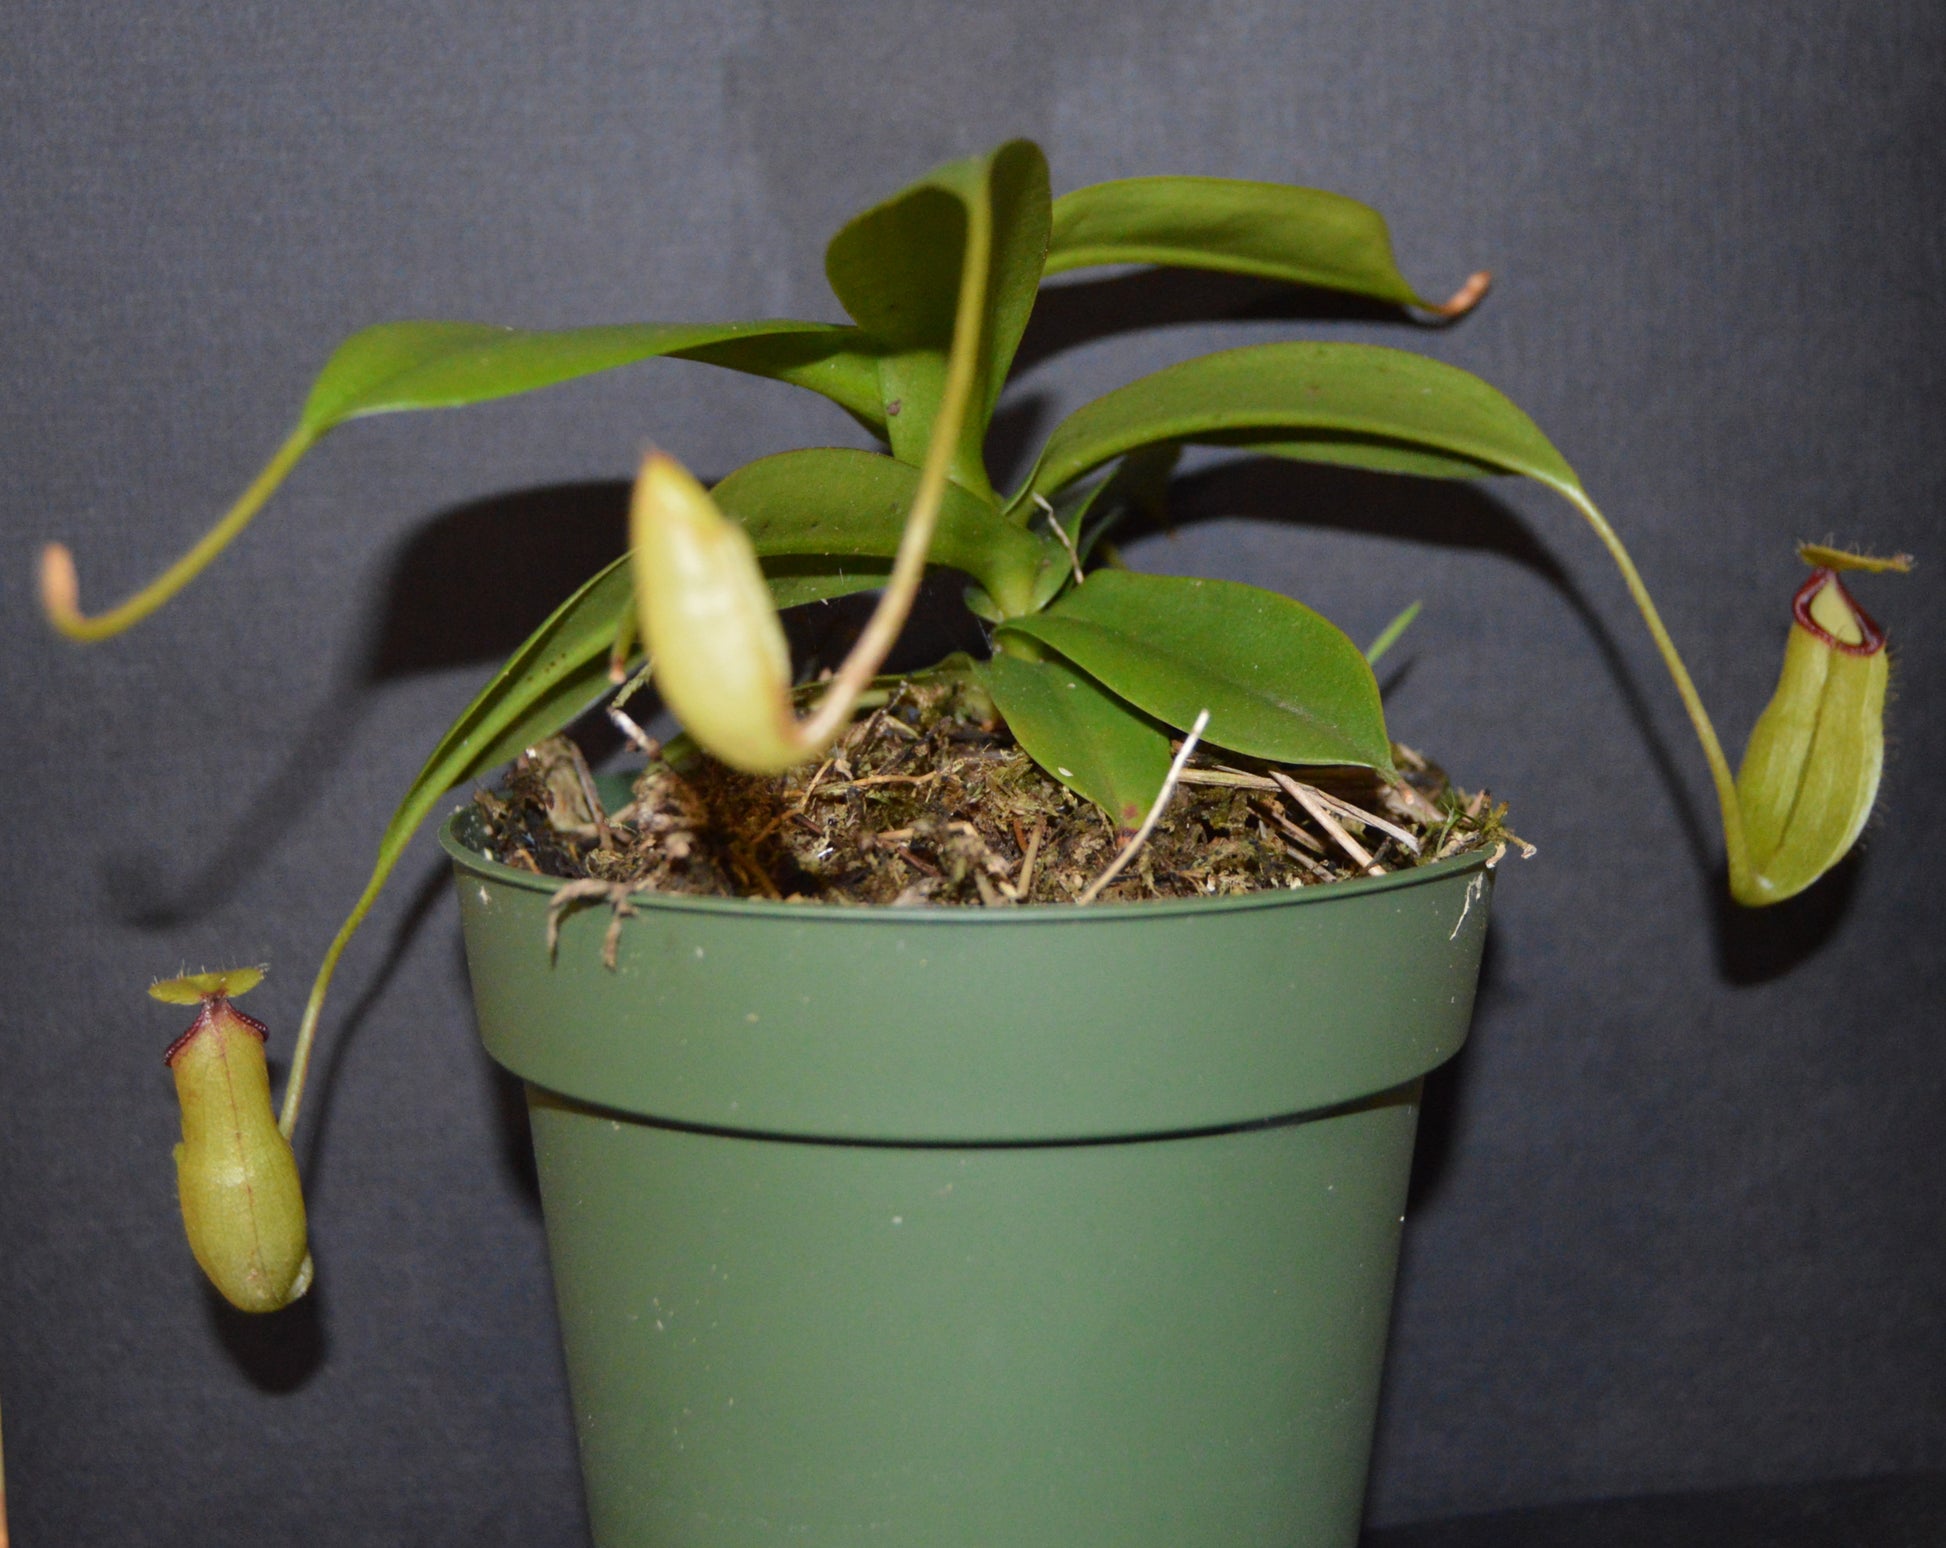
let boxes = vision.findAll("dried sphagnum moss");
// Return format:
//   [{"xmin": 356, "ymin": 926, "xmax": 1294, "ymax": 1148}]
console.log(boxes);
[{"xmin": 476, "ymin": 676, "xmax": 1514, "ymax": 908}]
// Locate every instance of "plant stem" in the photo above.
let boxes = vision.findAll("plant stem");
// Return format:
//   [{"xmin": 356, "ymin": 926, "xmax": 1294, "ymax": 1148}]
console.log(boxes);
[
  {"xmin": 792, "ymin": 195, "xmax": 994, "ymax": 752},
  {"xmin": 279, "ymin": 776, "xmax": 457, "ymax": 1139},
  {"xmin": 278, "ymin": 851, "xmax": 393, "ymax": 1139},
  {"xmin": 1555, "ymin": 481, "xmax": 1751, "ymax": 895},
  {"xmin": 41, "ymin": 428, "xmax": 314, "ymax": 641}
]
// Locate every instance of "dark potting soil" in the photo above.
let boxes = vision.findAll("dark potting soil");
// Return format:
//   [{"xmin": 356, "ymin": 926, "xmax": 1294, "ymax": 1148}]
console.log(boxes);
[{"xmin": 474, "ymin": 674, "xmax": 1518, "ymax": 909}]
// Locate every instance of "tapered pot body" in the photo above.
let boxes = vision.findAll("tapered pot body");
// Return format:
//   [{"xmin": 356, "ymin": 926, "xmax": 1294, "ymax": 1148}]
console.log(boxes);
[{"xmin": 445, "ymin": 807, "xmax": 1494, "ymax": 1548}]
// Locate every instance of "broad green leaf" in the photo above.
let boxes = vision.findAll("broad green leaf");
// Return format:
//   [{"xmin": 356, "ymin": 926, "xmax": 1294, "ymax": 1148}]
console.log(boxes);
[
  {"xmin": 963, "ymin": 472, "xmax": 1120, "ymax": 622},
  {"xmin": 673, "ymin": 331, "xmax": 888, "ymax": 438},
  {"xmin": 825, "ymin": 140, "xmax": 1050, "ymax": 499},
  {"xmin": 997, "ymin": 569, "xmax": 1392, "ymax": 772},
  {"xmin": 1046, "ymin": 176, "xmax": 1483, "ymax": 314},
  {"xmin": 979, "ymin": 651, "xmax": 1174, "ymax": 831},
  {"xmin": 712, "ymin": 447, "xmax": 1046, "ymax": 608},
  {"xmin": 380, "ymin": 553, "xmax": 636, "ymax": 856},
  {"xmin": 43, "ymin": 319, "xmax": 887, "ymax": 642},
  {"xmin": 348, "ymin": 544, "xmax": 890, "ymax": 935},
  {"xmin": 287, "ymin": 552, "xmax": 637, "ymax": 1111},
  {"xmin": 827, "ymin": 188, "xmax": 967, "ymax": 483},
  {"xmin": 1204, "ymin": 431, "xmax": 1502, "ymax": 481},
  {"xmin": 299, "ymin": 318, "xmax": 885, "ymax": 435},
  {"xmin": 1014, "ymin": 341, "xmax": 1580, "ymax": 512},
  {"xmin": 982, "ymin": 144, "xmax": 1055, "ymax": 424},
  {"xmin": 760, "ymin": 556, "xmax": 891, "ymax": 610}
]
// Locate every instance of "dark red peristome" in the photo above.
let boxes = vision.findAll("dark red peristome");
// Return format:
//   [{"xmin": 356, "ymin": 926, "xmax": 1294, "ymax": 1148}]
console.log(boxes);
[
  {"xmin": 1793, "ymin": 568, "xmax": 1886, "ymax": 656},
  {"xmin": 163, "ymin": 994, "xmax": 271, "ymax": 1066}
]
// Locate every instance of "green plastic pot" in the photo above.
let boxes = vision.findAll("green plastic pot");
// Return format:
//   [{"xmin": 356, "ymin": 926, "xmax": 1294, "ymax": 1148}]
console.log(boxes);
[{"xmin": 443, "ymin": 802, "xmax": 1494, "ymax": 1548}]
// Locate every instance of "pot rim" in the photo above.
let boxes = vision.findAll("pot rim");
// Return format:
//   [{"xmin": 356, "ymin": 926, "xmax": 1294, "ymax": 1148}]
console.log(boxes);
[
  {"xmin": 448, "ymin": 784, "xmax": 1500, "ymax": 1136},
  {"xmin": 439, "ymin": 798, "xmax": 1505, "ymax": 924}
]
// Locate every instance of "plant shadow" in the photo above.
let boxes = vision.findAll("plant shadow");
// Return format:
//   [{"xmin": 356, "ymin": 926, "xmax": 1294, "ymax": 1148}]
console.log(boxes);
[
  {"xmin": 1709, "ymin": 845, "xmax": 1864, "ymax": 984},
  {"xmin": 102, "ymin": 430, "xmax": 1868, "ymax": 1016},
  {"xmin": 984, "ymin": 391, "xmax": 1053, "ymax": 493},
  {"xmin": 365, "ymin": 481, "xmax": 631, "ymax": 680},
  {"xmin": 1014, "ymin": 267, "xmax": 1424, "ymax": 380},
  {"xmin": 1404, "ymin": 932, "xmax": 1499, "ymax": 1215},
  {"xmin": 97, "ymin": 483, "xmax": 635, "ymax": 931},
  {"xmin": 206, "ymin": 1274, "xmax": 327, "ymax": 1394},
  {"xmin": 295, "ymin": 860, "xmax": 451, "ymax": 1189},
  {"xmin": 1151, "ymin": 456, "xmax": 1726, "ymax": 881}
]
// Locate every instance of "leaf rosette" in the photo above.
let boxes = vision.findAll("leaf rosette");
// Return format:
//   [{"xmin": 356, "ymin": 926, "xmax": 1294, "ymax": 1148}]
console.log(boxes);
[{"xmin": 42, "ymin": 140, "xmax": 1909, "ymax": 1184}]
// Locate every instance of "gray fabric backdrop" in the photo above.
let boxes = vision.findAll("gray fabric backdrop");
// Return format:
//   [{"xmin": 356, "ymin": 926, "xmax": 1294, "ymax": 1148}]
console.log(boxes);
[{"xmin": 3, "ymin": 3, "xmax": 1942, "ymax": 1543}]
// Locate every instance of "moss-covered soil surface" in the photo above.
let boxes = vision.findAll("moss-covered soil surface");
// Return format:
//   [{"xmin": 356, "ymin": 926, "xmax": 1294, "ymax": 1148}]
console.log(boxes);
[{"xmin": 475, "ymin": 676, "xmax": 1516, "ymax": 909}]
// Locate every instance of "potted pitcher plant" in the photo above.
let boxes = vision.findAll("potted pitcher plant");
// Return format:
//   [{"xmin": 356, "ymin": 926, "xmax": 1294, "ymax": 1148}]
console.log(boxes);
[{"xmin": 43, "ymin": 139, "xmax": 1908, "ymax": 1548}]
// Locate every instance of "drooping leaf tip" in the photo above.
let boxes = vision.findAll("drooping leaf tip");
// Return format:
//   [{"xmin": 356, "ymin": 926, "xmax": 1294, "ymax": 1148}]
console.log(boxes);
[
  {"xmin": 39, "ymin": 543, "xmax": 87, "ymax": 637},
  {"xmin": 1426, "ymin": 270, "xmax": 1492, "ymax": 321}
]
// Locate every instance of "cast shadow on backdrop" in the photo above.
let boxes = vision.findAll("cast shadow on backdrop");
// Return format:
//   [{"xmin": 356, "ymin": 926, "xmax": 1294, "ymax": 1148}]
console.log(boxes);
[
  {"xmin": 97, "ymin": 480, "xmax": 635, "ymax": 935},
  {"xmin": 103, "ymin": 262, "xmax": 1854, "ymax": 951},
  {"xmin": 153, "ymin": 458, "xmax": 1860, "ymax": 1394},
  {"xmin": 106, "ymin": 268, "xmax": 1864, "ymax": 1392},
  {"xmin": 110, "ymin": 483, "xmax": 631, "ymax": 1390},
  {"xmin": 205, "ymin": 1260, "xmax": 327, "ymax": 1396},
  {"xmin": 1156, "ymin": 454, "xmax": 1868, "ymax": 979},
  {"xmin": 1014, "ymin": 264, "xmax": 1870, "ymax": 976}
]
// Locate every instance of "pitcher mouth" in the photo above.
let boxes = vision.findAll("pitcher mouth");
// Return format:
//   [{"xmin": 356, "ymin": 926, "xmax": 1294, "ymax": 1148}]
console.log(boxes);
[{"xmin": 1793, "ymin": 568, "xmax": 1886, "ymax": 656}]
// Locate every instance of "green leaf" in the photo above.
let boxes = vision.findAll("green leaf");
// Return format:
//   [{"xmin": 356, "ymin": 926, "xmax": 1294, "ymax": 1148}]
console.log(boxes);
[
  {"xmin": 1014, "ymin": 341, "xmax": 1581, "ymax": 511},
  {"xmin": 300, "ymin": 318, "xmax": 885, "ymax": 436},
  {"xmin": 1023, "ymin": 474, "xmax": 1113, "ymax": 611},
  {"xmin": 979, "ymin": 651, "xmax": 1174, "ymax": 832},
  {"xmin": 760, "ymin": 556, "xmax": 891, "ymax": 610},
  {"xmin": 825, "ymin": 140, "xmax": 1050, "ymax": 499},
  {"xmin": 1202, "ymin": 431, "xmax": 1502, "ymax": 481},
  {"xmin": 1045, "ymin": 176, "xmax": 1480, "ymax": 313},
  {"xmin": 712, "ymin": 447, "xmax": 1047, "ymax": 611},
  {"xmin": 997, "ymin": 569, "xmax": 1392, "ymax": 772},
  {"xmin": 336, "ymin": 544, "xmax": 891, "ymax": 960},
  {"xmin": 51, "ymin": 319, "xmax": 891, "ymax": 643},
  {"xmin": 1363, "ymin": 600, "xmax": 1423, "ymax": 665},
  {"xmin": 982, "ymin": 144, "xmax": 1055, "ymax": 425},
  {"xmin": 382, "ymin": 554, "xmax": 635, "ymax": 848},
  {"xmin": 674, "ymin": 331, "xmax": 889, "ymax": 438}
]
